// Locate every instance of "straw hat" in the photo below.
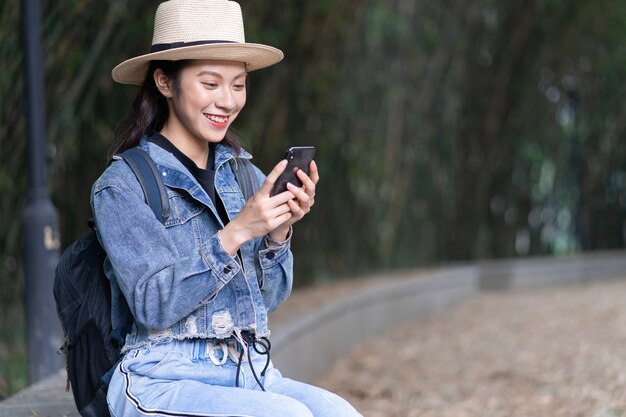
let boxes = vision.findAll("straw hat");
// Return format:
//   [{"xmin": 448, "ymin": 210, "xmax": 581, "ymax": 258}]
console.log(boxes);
[{"xmin": 112, "ymin": 0, "xmax": 284, "ymax": 85}]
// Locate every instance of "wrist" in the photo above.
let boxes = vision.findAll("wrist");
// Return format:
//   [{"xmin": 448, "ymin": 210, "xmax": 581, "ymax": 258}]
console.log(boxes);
[
  {"xmin": 219, "ymin": 222, "xmax": 250, "ymax": 256},
  {"xmin": 267, "ymin": 226, "xmax": 292, "ymax": 247}
]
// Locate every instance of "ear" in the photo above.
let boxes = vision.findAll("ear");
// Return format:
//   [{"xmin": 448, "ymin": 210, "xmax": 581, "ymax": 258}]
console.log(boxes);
[{"xmin": 153, "ymin": 68, "xmax": 173, "ymax": 98}]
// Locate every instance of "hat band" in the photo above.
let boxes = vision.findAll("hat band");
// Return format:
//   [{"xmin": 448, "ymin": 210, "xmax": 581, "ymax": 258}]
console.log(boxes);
[{"xmin": 150, "ymin": 40, "xmax": 236, "ymax": 53}]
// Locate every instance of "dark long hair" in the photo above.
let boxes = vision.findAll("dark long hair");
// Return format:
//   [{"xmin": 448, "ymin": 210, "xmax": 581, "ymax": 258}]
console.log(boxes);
[{"xmin": 109, "ymin": 60, "xmax": 242, "ymax": 158}]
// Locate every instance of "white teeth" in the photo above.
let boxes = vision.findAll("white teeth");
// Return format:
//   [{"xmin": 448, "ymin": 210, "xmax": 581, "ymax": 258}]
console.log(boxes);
[{"xmin": 206, "ymin": 114, "xmax": 227, "ymax": 123}]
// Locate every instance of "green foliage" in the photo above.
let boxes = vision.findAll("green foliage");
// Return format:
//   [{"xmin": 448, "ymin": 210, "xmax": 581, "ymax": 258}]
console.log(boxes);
[
  {"xmin": 0, "ymin": 1, "xmax": 26, "ymax": 328},
  {"xmin": 0, "ymin": 306, "xmax": 26, "ymax": 399}
]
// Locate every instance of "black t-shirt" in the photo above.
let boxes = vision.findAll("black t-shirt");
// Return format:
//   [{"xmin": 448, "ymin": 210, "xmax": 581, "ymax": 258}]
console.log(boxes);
[{"xmin": 147, "ymin": 132, "xmax": 230, "ymax": 224}]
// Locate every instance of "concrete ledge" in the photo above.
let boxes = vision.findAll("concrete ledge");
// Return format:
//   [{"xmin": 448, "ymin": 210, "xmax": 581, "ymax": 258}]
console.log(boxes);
[
  {"xmin": 479, "ymin": 250, "xmax": 626, "ymax": 290},
  {"xmin": 271, "ymin": 266, "xmax": 480, "ymax": 383}
]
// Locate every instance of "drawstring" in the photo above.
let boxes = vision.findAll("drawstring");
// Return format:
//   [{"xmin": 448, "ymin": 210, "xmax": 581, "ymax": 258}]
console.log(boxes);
[
  {"xmin": 235, "ymin": 347, "xmax": 245, "ymax": 389},
  {"xmin": 232, "ymin": 330, "xmax": 271, "ymax": 391},
  {"xmin": 252, "ymin": 337, "xmax": 271, "ymax": 377}
]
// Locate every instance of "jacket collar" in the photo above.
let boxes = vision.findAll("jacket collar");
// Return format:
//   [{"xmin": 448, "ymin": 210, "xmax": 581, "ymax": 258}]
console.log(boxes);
[
  {"xmin": 139, "ymin": 138, "xmax": 251, "ymax": 173},
  {"xmin": 137, "ymin": 138, "xmax": 252, "ymax": 220}
]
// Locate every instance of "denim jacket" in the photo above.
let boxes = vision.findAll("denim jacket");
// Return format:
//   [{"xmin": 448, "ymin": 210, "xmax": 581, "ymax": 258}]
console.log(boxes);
[{"xmin": 91, "ymin": 139, "xmax": 293, "ymax": 353}]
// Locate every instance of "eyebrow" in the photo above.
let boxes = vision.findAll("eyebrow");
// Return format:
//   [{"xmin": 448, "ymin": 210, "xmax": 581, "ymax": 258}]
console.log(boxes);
[{"xmin": 196, "ymin": 70, "xmax": 247, "ymax": 79}]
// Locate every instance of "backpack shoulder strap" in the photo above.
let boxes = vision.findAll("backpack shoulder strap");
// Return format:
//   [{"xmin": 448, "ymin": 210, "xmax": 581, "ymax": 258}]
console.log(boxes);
[
  {"xmin": 230, "ymin": 157, "xmax": 259, "ymax": 202},
  {"xmin": 119, "ymin": 147, "xmax": 170, "ymax": 223}
]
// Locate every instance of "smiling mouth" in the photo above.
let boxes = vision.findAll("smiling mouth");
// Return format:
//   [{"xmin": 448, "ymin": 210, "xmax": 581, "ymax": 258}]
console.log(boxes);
[{"xmin": 204, "ymin": 113, "xmax": 229, "ymax": 127}]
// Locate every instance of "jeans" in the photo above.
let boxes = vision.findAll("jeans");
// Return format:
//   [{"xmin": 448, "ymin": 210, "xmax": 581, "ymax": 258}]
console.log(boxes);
[{"xmin": 107, "ymin": 338, "xmax": 363, "ymax": 417}]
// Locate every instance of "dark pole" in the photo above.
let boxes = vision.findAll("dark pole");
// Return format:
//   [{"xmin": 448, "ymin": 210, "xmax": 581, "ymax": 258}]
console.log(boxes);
[{"xmin": 21, "ymin": 0, "xmax": 63, "ymax": 383}]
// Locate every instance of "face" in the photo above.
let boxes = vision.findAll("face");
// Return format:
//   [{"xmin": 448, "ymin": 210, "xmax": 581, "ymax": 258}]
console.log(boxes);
[{"xmin": 155, "ymin": 60, "xmax": 247, "ymax": 148}]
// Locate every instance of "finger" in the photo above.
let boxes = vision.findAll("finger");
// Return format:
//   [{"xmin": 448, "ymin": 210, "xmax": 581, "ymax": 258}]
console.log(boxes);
[
  {"xmin": 295, "ymin": 169, "xmax": 316, "ymax": 197},
  {"xmin": 255, "ymin": 203, "xmax": 292, "ymax": 232},
  {"xmin": 272, "ymin": 211, "xmax": 293, "ymax": 228},
  {"xmin": 286, "ymin": 191, "xmax": 311, "ymax": 214},
  {"xmin": 269, "ymin": 202, "xmax": 293, "ymax": 218},
  {"xmin": 270, "ymin": 190, "xmax": 297, "ymax": 206},
  {"xmin": 287, "ymin": 182, "xmax": 311, "ymax": 204},
  {"xmin": 309, "ymin": 160, "xmax": 319, "ymax": 184},
  {"xmin": 258, "ymin": 160, "xmax": 288, "ymax": 196},
  {"xmin": 287, "ymin": 197, "xmax": 309, "ymax": 217}
]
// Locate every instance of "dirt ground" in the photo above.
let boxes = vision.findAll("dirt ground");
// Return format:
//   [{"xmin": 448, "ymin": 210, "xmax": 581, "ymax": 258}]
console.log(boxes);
[{"xmin": 316, "ymin": 279, "xmax": 626, "ymax": 417}]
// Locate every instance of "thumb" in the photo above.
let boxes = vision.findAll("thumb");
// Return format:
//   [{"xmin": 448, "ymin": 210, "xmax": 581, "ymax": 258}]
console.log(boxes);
[{"xmin": 259, "ymin": 159, "xmax": 288, "ymax": 196}]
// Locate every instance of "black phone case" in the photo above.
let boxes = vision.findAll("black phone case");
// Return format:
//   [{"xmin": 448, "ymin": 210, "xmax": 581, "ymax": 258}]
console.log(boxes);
[{"xmin": 271, "ymin": 146, "xmax": 316, "ymax": 196}]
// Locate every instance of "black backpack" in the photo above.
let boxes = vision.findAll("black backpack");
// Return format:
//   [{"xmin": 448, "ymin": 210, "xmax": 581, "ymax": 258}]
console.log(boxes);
[{"xmin": 53, "ymin": 147, "xmax": 259, "ymax": 417}]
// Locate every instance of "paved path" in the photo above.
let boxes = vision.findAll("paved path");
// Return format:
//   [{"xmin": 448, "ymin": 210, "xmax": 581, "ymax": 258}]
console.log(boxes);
[{"xmin": 318, "ymin": 278, "xmax": 626, "ymax": 417}]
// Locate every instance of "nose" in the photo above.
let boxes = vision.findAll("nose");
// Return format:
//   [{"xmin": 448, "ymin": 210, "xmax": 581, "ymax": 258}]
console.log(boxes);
[{"xmin": 216, "ymin": 86, "xmax": 236, "ymax": 111}]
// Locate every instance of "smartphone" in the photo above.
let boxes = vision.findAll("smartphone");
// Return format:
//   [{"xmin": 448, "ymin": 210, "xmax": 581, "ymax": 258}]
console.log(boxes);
[{"xmin": 271, "ymin": 146, "xmax": 316, "ymax": 196}]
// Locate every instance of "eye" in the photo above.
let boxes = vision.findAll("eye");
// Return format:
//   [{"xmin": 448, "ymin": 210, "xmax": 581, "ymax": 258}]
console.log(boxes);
[
  {"xmin": 202, "ymin": 82, "xmax": 218, "ymax": 89},
  {"xmin": 233, "ymin": 84, "xmax": 246, "ymax": 91}
]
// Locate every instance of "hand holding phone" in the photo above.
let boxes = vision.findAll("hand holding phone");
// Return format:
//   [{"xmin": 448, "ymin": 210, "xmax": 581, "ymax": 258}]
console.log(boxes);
[{"xmin": 271, "ymin": 146, "xmax": 316, "ymax": 197}]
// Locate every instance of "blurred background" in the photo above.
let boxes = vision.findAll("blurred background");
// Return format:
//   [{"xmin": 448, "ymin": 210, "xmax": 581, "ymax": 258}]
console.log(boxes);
[{"xmin": 2, "ymin": 0, "xmax": 626, "ymax": 399}]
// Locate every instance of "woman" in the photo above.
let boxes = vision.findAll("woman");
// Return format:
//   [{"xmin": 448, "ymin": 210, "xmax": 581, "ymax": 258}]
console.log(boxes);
[{"xmin": 91, "ymin": 0, "xmax": 362, "ymax": 416}]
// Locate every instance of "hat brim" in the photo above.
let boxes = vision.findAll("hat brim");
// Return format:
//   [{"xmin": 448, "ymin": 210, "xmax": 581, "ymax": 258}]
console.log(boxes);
[{"xmin": 112, "ymin": 43, "xmax": 284, "ymax": 85}]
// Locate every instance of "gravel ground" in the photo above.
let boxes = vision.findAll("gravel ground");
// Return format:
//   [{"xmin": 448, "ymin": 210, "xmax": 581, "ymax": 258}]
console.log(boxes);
[{"xmin": 317, "ymin": 279, "xmax": 626, "ymax": 417}]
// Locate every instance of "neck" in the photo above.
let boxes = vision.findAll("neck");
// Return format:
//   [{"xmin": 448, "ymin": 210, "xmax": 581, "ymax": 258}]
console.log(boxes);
[{"xmin": 159, "ymin": 124, "xmax": 209, "ymax": 169}]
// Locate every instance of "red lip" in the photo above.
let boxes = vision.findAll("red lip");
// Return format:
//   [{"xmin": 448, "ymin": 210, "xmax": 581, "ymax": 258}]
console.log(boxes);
[{"xmin": 204, "ymin": 113, "xmax": 229, "ymax": 128}]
